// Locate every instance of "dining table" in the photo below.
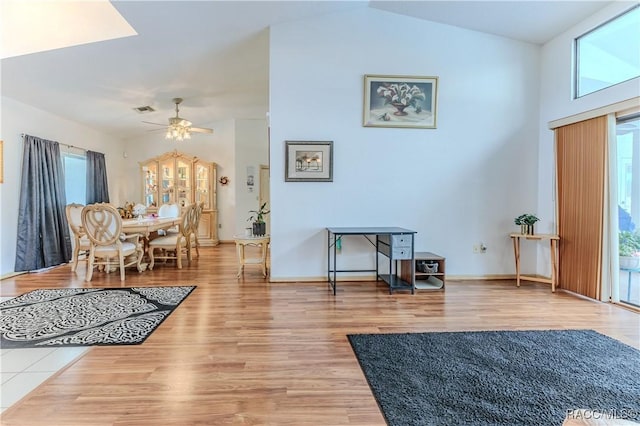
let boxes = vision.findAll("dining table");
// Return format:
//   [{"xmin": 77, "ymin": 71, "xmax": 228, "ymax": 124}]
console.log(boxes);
[
  {"xmin": 76, "ymin": 216, "xmax": 183, "ymax": 274},
  {"xmin": 121, "ymin": 216, "xmax": 181, "ymax": 239},
  {"xmin": 122, "ymin": 217, "xmax": 182, "ymax": 265}
]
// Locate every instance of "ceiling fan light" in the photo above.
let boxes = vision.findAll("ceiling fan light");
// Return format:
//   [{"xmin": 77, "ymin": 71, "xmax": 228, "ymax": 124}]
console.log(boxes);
[{"xmin": 150, "ymin": 98, "xmax": 212, "ymax": 141}]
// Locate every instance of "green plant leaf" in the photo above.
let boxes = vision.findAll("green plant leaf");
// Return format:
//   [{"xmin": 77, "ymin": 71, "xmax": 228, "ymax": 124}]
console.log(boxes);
[
  {"xmin": 619, "ymin": 230, "xmax": 640, "ymax": 256},
  {"xmin": 515, "ymin": 213, "xmax": 539, "ymax": 225}
]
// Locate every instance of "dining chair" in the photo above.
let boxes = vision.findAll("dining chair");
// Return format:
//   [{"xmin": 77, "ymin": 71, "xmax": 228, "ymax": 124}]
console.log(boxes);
[
  {"xmin": 65, "ymin": 203, "xmax": 91, "ymax": 272},
  {"xmin": 191, "ymin": 202, "xmax": 204, "ymax": 258},
  {"xmin": 157, "ymin": 203, "xmax": 181, "ymax": 235},
  {"xmin": 81, "ymin": 203, "xmax": 144, "ymax": 281},
  {"xmin": 148, "ymin": 203, "xmax": 198, "ymax": 270}
]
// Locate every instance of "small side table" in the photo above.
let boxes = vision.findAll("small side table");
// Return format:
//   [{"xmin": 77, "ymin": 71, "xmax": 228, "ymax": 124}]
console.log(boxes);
[
  {"xmin": 509, "ymin": 233, "xmax": 560, "ymax": 292},
  {"xmin": 234, "ymin": 235, "xmax": 270, "ymax": 278}
]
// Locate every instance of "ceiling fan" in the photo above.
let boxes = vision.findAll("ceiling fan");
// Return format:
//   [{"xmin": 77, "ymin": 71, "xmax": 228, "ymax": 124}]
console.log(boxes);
[{"xmin": 143, "ymin": 97, "xmax": 213, "ymax": 141}]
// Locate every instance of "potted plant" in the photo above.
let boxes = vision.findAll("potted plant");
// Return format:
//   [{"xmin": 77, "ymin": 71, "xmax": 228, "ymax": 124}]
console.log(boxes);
[
  {"xmin": 514, "ymin": 213, "xmax": 539, "ymax": 235},
  {"xmin": 248, "ymin": 202, "xmax": 270, "ymax": 236},
  {"xmin": 619, "ymin": 230, "xmax": 640, "ymax": 269}
]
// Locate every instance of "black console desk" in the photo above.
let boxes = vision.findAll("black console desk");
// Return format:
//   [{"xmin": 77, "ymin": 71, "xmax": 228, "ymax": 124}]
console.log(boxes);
[{"xmin": 326, "ymin": 227, "xmax": 416, "ymax": 295}]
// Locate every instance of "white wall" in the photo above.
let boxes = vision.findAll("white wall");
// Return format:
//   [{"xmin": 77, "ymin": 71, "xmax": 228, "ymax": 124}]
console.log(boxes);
[
  {"xmin": 269, "ymin": 8, "xmax": 541, "ymax": 280},
  {"xmin": 537, "ymin": 2, "xmax": 640, "ymax": 273},
  {"xmin": 120, "ymin": 119, "xmax": 237, "ymax": 241},
  {"xmin": 234, "ymin": 119, "xmax": 269, "ymax": 236},
  {"xmin": 0, "ymin": 96, "xmax": 126, "ymax": 276}
]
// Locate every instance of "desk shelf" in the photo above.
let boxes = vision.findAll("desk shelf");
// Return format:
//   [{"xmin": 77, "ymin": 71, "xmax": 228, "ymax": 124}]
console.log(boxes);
[
  {"xmin": 377, "ymin": 234, "xmax": 415, "ymax": 294},
  {"xmin": 407, "ymin": 252, "xmax": 445, "ymax": 291},
  {"xmin": 378, "ymin": 274, "xmax": 414, "ymax": 292}
]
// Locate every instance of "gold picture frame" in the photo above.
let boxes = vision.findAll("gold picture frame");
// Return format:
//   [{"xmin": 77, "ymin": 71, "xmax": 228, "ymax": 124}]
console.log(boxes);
[{"xmin": 363, "ymin": 74, "xmax": 438, "ymax": 129}]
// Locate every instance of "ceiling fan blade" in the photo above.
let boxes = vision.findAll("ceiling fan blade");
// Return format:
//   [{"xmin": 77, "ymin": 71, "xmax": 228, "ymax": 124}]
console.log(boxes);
[
  {"xmin": 191, "ymin": 127, "xmax": 213, "ymax": 134},
  {"xmin": 144, "ymin": 98, "xmax": 213, "ymax": 136},
  {"xmin": 142, "ymin": 121, "xmax": 166, "ymax": 126}
]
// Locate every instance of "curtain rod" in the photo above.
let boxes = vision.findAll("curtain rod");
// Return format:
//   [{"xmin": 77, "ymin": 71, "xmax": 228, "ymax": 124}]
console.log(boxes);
[{"xmin": 21, "ymin": 133, "xmax": 87, "ymax": 152}]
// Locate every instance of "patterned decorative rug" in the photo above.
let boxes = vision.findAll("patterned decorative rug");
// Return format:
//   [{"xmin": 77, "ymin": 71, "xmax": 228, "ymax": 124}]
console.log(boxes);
[
  {"xmin": 0, "ymin": 286, "xmax": 195, "ymax": 348},
  {"xmin": 348, "ymin": 330, "xmax": 640, "ymax": 426}
]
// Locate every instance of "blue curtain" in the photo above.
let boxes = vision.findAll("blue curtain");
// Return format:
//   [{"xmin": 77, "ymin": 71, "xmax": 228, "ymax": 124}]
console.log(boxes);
[
  {"xmin": 86, "ymin": 150, "xmax": 109, "ymax": 204},
  {"xmin": 15, "ymin": 135, "xmax": 72, "ymax": 271}
]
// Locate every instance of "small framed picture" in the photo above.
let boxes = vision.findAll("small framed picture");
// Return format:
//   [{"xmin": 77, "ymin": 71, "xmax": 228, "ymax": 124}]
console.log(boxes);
[
  {"xmin": 363, "ymin": 74, "xmax": 438, "ymax": 129},
  {"xmin": 285, "ymin": 141, "xmax": 333, "ymax": 182}
]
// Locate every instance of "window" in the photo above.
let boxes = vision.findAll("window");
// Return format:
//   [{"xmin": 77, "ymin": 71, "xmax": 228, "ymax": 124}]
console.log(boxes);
[
  {"xmin": 575, "ymin": 5, "xmax": 640, "ymax": 98},
  {"xmin": 62, "ymin": 152, "xmax": 86, "ymax": 204}
]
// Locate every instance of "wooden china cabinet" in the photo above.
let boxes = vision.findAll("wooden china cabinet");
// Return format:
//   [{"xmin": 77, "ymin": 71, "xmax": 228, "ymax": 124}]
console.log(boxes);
[{"xmin": 140, "ymin": 150, "xmax": 218, "ymax": 245}]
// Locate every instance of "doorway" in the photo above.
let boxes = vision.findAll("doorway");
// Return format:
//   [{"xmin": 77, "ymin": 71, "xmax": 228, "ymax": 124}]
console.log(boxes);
[
  {"xmin": 616, "ymin": 114, "xmax": 640, "ymax": 307},
  {"xmin": 259, "ymin": 165, "xmax": 270, "ymax": 235}
]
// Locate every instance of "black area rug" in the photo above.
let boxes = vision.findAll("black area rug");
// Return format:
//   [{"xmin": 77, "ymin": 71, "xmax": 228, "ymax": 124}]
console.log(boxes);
[
  {"xmin": 348, "ymin": 330, "xmax": 640, "ymax": 426},
  {"xmin": 0, "ymin": 286, "xmax": 195, "ymax": 348}
]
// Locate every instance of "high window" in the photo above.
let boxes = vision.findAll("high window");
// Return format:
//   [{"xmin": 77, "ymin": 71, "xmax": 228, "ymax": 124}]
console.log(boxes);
[{"xmin": 575, "ymin": 5, "xmax": 640, "ymax": 98}]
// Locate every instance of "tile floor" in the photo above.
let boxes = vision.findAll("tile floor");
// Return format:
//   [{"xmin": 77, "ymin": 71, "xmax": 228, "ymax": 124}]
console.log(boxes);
[
  {"xmin": 0, "ymin": 296, "xmax": 90, "ymax": 413},
  {"xmin": 0, "ymin": 346, "xmax": 89, "ymax": 412}
]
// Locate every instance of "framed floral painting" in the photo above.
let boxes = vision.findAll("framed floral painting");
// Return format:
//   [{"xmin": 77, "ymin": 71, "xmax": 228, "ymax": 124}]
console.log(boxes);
[
  {"xmin": 363, "ymin": 75, "xmax": 438, "ymax": 129},
  {"xmin": 285, "ymin": 141, "xmax": 333, "ymax": 182}
]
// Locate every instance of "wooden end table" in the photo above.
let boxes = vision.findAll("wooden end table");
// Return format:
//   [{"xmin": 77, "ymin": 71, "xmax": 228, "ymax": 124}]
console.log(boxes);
[
  {"xmin": 234, "ymin": 235, "xmax": 270, "ymax": 278},
  {"xmin": 509, "ymin": 233, "xmax": 560, "ymax": 292}
]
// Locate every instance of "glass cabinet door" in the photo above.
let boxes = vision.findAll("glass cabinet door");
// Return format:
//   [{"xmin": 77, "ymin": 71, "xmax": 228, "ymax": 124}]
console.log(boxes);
[
  {"xmin": 140, "ymin": 151, "xmax": 218, "ymax": 246},
  {"xmin": 161, "ymin": 159, "xmax": 174, "ymax": 204},
  {"xmin": 176, "ymin": 159, "xmax": 191, "ymax": 206},
  {"xmin": 143, "ymin": 163, "xmax": 158, "ymax": 208},
  {"xmin": 195, "ymin": 162, "xmax": 210, "ymax": 209}
]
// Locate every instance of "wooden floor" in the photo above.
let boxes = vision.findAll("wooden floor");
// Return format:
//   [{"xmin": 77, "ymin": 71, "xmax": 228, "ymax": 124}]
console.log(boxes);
[{"xmin": 1, "ymin": 244, "xmax": 639, "ymax": 425}]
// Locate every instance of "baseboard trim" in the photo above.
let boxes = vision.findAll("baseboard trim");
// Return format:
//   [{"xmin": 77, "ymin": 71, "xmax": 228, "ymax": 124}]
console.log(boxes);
[
  {"xmin": 269, "ymin": 275, "xmax": 376, "ymax": 283},
  {"xmin": 448, "ymin": 274, "xmax": 515, "ymax": 281},
  {"xmin": 1, "ymin": 271, "xmax": 28, "ymax": 280},
  {"xmin": 270, "ymin": 274, "xmax": 521, "ymax": 283}
]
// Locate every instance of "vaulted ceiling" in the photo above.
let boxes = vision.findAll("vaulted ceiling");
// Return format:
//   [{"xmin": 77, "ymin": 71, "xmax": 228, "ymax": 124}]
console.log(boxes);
[{"xmin": 1, "ymin": 1, "xmax": 619, "ymax": 140}]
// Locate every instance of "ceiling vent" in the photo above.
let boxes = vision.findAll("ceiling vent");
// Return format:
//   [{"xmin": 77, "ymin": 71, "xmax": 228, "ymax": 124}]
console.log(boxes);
[{"xmin": 133, "ymin": 105, "xmax": 155, "ymax": 113}]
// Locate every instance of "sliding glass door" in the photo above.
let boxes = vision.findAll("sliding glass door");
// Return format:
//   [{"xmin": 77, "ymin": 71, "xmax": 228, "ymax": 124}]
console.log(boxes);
[{"xmin": 617, "ymin": 115, "xmax": 640, "ymax": 307}]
